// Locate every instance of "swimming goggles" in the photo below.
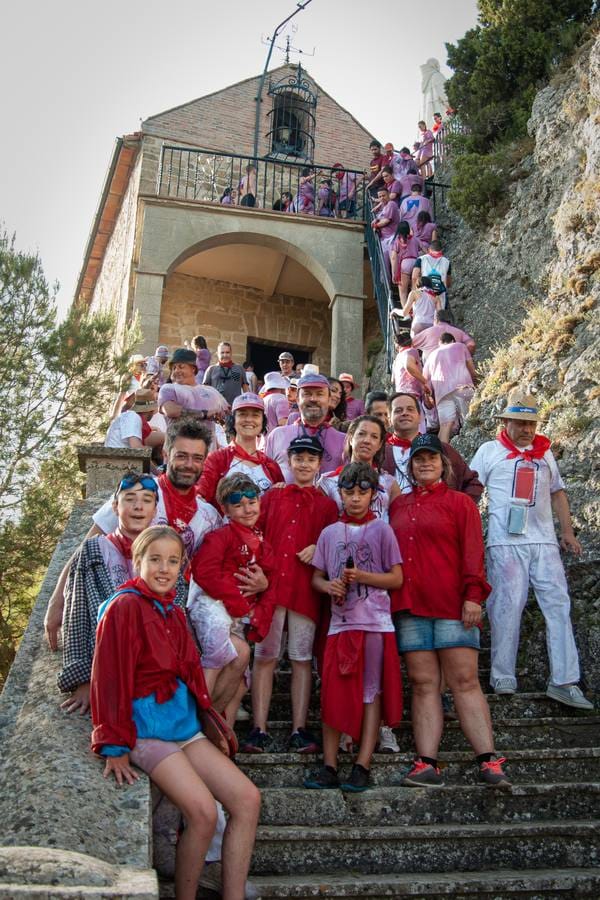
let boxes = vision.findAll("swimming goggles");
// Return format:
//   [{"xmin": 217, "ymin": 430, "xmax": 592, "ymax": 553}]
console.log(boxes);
[{"xmin": 225, "ymin": 489, "xmax": 259, "ymax": 504}]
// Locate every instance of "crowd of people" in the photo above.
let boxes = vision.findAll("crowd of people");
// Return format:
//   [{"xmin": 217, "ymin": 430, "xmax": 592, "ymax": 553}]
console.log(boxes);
[{"xmin": 43, "ymin": 118, "xmax": 594, "ymax": 900}]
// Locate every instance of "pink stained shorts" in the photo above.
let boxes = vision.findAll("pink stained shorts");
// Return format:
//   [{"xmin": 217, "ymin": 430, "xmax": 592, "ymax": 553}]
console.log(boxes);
[{"xmin": 129, "ymin": 732, "xmax": 205, "ymax": 775}]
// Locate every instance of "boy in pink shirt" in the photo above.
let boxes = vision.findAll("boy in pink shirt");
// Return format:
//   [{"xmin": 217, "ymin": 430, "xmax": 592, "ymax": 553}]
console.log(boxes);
[
  {"xmin": 423, "ymin": 333, "xmax": 477, "ymax": 442},
  {"xmin": 412, "ymin": 310, "xmax": 475, "ymax": 362}
]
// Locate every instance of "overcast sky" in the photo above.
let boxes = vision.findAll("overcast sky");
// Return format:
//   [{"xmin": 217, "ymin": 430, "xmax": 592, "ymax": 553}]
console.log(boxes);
[{"xmin": 0, "ymin": 0, "xmax": 478, "ymax": 315}]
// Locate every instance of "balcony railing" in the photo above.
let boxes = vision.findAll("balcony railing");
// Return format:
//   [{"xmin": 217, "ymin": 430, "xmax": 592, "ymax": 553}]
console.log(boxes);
[
  {"xmin": 432, "ymin": 116, "xmax": 469, "ymax": 170},
  {"xmin": 156, "ymin": 146, "xmax": 368, "ymax": 222}
]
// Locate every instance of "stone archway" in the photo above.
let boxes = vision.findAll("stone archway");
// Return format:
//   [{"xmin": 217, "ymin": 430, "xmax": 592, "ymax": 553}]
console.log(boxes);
[{"xmin": 131, "ymin": 200, "xmax": 366, "ymax": 380}]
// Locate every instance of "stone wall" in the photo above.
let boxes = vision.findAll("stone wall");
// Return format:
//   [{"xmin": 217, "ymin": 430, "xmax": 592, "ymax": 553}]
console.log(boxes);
[
  {"xmin": 159, "ymin": 271, "xmax": 333, "ymax": 373},
  {"xmin": 89, "ymin": 152, "xmax": 142, "ymax": 335}
]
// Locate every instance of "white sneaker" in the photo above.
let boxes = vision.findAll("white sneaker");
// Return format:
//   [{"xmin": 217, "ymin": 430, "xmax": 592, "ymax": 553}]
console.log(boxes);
[
  {"xmin": 235, "ymin": 706, "xmax": 251, "ymax": 721},
  {"xmin": 339, "ymin": 732, "xmax": 354, "ymax": 753},
  {"xmin": 378, "ymin": 725, "xmax": 400, "ymax": 753},
  {"xmin": 494, "ymin": 678, "xmax": 517, "ymax": 695},
  {"xmin": 546, "ymin": 683, "xmax": 594, "ymax": 710}
]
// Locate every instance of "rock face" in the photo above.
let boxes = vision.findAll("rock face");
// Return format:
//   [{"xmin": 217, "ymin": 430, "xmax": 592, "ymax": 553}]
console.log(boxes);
[{"xmin": 374, "ymin": 33, "xmax": 600, "ymax": 694}]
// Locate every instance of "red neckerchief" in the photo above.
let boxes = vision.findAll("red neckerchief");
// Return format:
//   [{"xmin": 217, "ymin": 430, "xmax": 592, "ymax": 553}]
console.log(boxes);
[
  {"xmin": 219, "ymin": 360, "xmax": 234, "ymax": 369},
  {"xmin": 158, "ymin": 473, "xmax": 197, "ymax": 532},
  {"xmin": 498, "ymin": 429, "xmax": 550, "ymax": 462},
  {"xmin": 414, "ymin": 481, "xmax": 445, "ymax": 495},
  {"xmin": 228, "ymin": 520, "xmax": 263, "ymax": 560},
  {"xmin": 340, "ymin": 511, "xmax": 377, "ymax": 524},
  {"xmin": 428, "ymin": 249, "xmax": 443, "ymax": 259},
  {"xmin": 231, "ymin": 443, "xmax": 282, "ymax": 484},
  {"xmin": 118, "ymin": 576, "xmax": 177, "ymax": 608},
  {"xmin": 301, "ymin": 421, "xmax": 330, "ymax": 436},
  {"xmin": 387, "ymin": 434, "xmax": 412, "ymax": 449},
  {"xmin": 105, "ymin": 529, "xmax": 134, "ymax": 559}
]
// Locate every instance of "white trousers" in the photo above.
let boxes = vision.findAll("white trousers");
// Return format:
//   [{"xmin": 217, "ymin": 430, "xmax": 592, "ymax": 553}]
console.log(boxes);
[{"xmin": 486, "ymin": 543, "xmax": 580, "ymax": 687}]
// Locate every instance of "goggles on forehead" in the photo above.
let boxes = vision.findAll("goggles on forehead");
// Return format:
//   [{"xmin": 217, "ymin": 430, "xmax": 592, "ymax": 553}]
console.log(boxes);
[
  {"xmin": 339, "ymin": 477, "xmax": 377, "ymax": 492},
  {"xmin": 115, "ymin": 473, "xmax": 158, "ymax": 496},
  {"xmin": 225, "ymin": 489, "xmax": 259, "ymax": 504}
]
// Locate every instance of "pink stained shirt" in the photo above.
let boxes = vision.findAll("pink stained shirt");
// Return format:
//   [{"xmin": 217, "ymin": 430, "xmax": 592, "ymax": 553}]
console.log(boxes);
[
  {"xmin": 419, "ymin": 130, "xmax": 435, "ymax": 161},
  {"xmin": 312, "ymin": 519, "xmax": 402, "ymax": 635},
  {"xmin": 337, "ymin": 172, "xmax": 357, "ymax": 202},
  {"xmin": 375, "ymin": 201, "xmax": 400, "ymax": 241},
  {"xmin": 383, "ymin": 179, "xmax": 403, "ymax": 201},
  {"xmin": 399, "ymin": 195, "xmax": 433, "ymax": 226},
  {"xmin": 345, "ymin": 396, "xmax": 366, "ymax": 421},
  {"xmin": 399, "ymin": 173, "xmax": 423, "ymax": 199},
  {"xmin": 391, "ymin": 348, "xmax": 423, "ymax": 397},
  {"xmin": 414, "ymin": 221, "xmax": 437, "ymax": 253},
  {"xmin": 263, "ymin": 393, "xmax": 290, "ymax": 433},
  {"xmin": 412, "ymin": 323, "xmax": 474, "ymax": 362},
  {"xmin": 423, "ymin": 341, "xmax": 474, "ymax": 404},
  {"xmin": 391, "ymin": 235, "xmax": 420, "ymax": 265}
]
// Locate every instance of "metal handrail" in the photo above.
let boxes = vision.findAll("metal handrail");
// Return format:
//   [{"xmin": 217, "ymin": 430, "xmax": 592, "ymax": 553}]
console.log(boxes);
[
  {"xmin": 364, "ymin": 197, "xmax": 396, "ymax": 372},
  {"xmin": 156, "ymin": 145, "xmax": 367, "ymax": 221}
]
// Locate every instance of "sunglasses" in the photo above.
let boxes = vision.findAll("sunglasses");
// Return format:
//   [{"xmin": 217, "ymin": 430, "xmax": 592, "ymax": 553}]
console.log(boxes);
[
  {"xmin": 116, "ymin": 473, "xmax": 158, "ymax": 495},
  {"xmin": 339, "ymin": 478, "xmax": 376, "ymax": 492},
  {"xmin": 225, "ymin": 489, "xmax": 259, "ymax": 504}
]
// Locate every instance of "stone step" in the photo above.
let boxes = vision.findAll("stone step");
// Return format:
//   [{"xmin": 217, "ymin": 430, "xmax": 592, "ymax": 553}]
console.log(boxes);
[
  {"xmin": 258, "ymin": 782, "xmax": 600, "ymax": 827},
  {"xmin": 249, "ymin": 819, "xmax": 599, "ymax": 875},
  {"xmin": 248, "ymin": 692, "xmax": 596, "ymax": 722},
  {"xmin": 237, "ymin": 716, "xmax": 600, "ymax": 753},
  {"xmin": 247, "ymin": 867, "xmax": 600, "ymax": 899},
  {"xmin": 238, "ymin": 747, "xmax": 600, "ymax": 788}
]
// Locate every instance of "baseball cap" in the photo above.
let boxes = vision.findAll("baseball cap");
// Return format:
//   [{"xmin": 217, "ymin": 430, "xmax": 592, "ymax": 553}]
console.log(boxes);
[
  {"xmin": 409, "ymin": 433, "xmax": 443, "ymax": 459},
  {"xmin": 297, "ymin": 372, "xmax": 330, "ymax": 391},
  {"xmin": 287, "ymin": 435, "xmax": 324, "ymax": 456},
  {"xmin": 338, "ymin": 372, "xmax": 355, "ymax": 387},
  {"xmin": 278, "ymin": 351, "xmax": 295, "ymax": 362},
  {"xmin": 232, "ymin": 392, "xmax": 264, "ymax": 412},
  {"xmin": 155, "ymin": 345, "xmax": 169, "ymax": 356},
  {"xmin": 262, "ymin": 372, "xmax": 290, "ymax": 392}
]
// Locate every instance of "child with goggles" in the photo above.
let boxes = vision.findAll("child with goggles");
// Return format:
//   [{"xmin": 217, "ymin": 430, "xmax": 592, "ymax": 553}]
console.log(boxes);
[
  {"xmin": 187, "ymin": 474, "xmax": 276, "ymax": 725},
  {"xmin": 306, "ymin": 462, "xmax": 404, "ymax": 793}
]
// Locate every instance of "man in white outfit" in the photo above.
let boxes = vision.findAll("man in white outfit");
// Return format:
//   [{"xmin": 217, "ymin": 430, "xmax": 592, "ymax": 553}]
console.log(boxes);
[{"xmin": 470, "ymin": 388, "xmax": 593, "ymax": 710}]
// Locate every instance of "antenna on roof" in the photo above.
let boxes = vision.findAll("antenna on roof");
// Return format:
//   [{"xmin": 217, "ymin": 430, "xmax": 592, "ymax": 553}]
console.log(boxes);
[
  {"xmin": 253, "ymin": 0, "xmax": 314, "ymax": 160},
  {"xmin": 265, "ymin": 33, "xmax": 316, "ymax": 65}
]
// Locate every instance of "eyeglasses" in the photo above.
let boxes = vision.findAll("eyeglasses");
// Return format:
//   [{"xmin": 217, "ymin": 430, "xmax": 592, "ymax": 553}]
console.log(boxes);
[
  {"xmin": 225, "ymin": 489, "xmax": 259, "ymax": 504},
  {"xmin": 116, "ymin": 473, "xmax": 158, "ymax": 495},
  {"xmin": 339, "ymin": 478, "xmax": 376, "ymax": 491}
]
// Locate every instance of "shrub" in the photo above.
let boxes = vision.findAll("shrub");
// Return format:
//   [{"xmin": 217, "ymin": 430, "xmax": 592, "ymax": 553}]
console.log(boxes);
[{"xmin": 447, "ymin": 152, "xmax": 508, "ymax": 227}]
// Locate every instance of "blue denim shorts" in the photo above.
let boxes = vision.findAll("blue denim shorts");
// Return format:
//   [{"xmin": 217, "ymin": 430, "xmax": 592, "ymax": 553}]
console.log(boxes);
[{"xmin": 393, "ymin": 613, "xmax": 480, "ymax": 653}]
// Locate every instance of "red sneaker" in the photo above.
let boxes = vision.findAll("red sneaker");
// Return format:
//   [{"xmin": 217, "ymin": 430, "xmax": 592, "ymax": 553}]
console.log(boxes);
[
  {"xmin": 402, "ymin": 758, "xmax": 443, "ymax": 787},
  {"xmin": 479, "ymin": 756, "xmax": 511, "ymax": 790}
]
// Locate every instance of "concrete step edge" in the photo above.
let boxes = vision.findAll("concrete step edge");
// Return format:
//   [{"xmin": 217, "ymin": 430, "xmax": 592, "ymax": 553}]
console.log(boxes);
[
  {"xmin": 255, "ymin": 819, "xmax": 598, "ymax": 840},
  {"xmin": 238, "ymin": 746, "xmax": 600, "ymax": 765}
]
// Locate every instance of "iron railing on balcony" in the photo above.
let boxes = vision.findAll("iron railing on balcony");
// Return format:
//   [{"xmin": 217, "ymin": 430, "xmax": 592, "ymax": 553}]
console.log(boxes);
[
  {"xmin": 432, "ymin": 116, "xmax": 469, "ymax": 170},
  {"xmin": 156, "ymin": 146, "xmax": 368, "ymax": 222}
]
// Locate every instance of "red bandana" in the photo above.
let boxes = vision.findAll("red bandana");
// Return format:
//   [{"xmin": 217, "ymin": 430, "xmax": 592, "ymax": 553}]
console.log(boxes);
[
  {"xmin": 229, "ymin": 521, "xmax": 263, "ymax": 560},
  {"xmin": 386, "ymin": 434, "xmax": 412, "ymax": 449},
  {"xmin": 428, "ymin": 249, "xmax": 443, "ymax": 259},
  {"xmin": 118, "ymin": 576, "xmax": 177, "ymax": 607},
  {"xmin": 158, "ymin": 473, "xmax": 197, "ymax": 532},
  {"xmin": 220, "ymin": 360, "xmax": 234, "ymax": 369},
  {"xmin": 498, "ymin": 429, "xmax": 550, "ymax": 462},
  {"xmin": 340, "ymin": 511, "xmax": 377, "ymax": 524},
  {"xmin": 105, "ymin": 529, "xmax": 134, "ymax": 559}
]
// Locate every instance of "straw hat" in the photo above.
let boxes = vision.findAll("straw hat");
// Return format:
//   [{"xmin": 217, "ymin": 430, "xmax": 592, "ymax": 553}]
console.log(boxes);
[
  {"xmin": 131, "ymin": 389, "xmax": 158, "ymax": 414},
  {"xmin": 496, "ymin": 388, "xmax": 539, "ymax": 422}
]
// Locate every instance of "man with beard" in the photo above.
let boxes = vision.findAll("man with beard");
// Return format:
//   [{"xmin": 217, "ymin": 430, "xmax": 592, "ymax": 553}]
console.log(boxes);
[
  {"xmin": 265, "ymin": 372, "xmax": 346, "ymax": 482},
  {"xmin": 44, "ymin": 418, "xmax": 222, "ymax": 650},
  {"xmin": 382, "ymin": 392, "xmax": 482, "ymax": 501}
]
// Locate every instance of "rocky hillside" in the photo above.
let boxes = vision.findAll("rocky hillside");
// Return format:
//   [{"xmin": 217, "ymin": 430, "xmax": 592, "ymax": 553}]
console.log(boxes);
[{"xmin": 370, "ymin": 31, "xmax": 600, "ymax": 691}]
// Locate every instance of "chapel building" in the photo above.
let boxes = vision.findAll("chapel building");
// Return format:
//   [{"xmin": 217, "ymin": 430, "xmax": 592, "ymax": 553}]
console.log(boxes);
[{"xmin": 75, "ymin": 64, "xmax": 381, "ymax": 380}]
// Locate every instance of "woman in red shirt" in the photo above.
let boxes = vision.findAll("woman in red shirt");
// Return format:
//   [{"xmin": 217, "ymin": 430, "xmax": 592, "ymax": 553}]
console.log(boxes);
[
  {"xmin": 197, "ymin": 392, "xmax": 283, "ymax": 509},
  {"xmin": 389, "ymin": 434, "xmax": 510, "ymax": 790}
]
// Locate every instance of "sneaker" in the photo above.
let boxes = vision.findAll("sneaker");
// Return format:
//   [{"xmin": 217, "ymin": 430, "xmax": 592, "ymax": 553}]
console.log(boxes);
[
  {"xmin": 377, "ymin": 726, "xmax": 400, "ymax": 753},
  {"xmin": 340, "ymin": 763, "xmax": 370, "ymax": 793},
  {"xmin": 546, "ymin": 683, "xmax": 594, "ymax": 710},
  {"xmin": 479, "ymin": 756, "xmax": 511, "ymax": 790},
  {"xmin": 199, "ymin": 862, "xmax": 260, "ymax": 900},
  {"xmin": 441, "ymin": 692, "xmax": 458, "ymax": 722},
  {"xmin": 235, "ymin": 705, "xmax": 251, "ymax": 721},
  {"xmin": 304, "ymin": 765, "xmax": 340, "ymax": 790},
  {"xmin": 494, "ymin": 678, "xmax": 517, "ymax": 695},
  {"xmin": 241, "ymin": 727, "xmax": 274, "ymax": 753},
  {"xmin": 339, "ymin": 732, "xmax": 354, "ymax": 753},
  {"xmin": 288, "ymin": 728, "xmax": 321, "ymax": 753},
  {"xmin": 401, "ymin": 758, "xmax": 444, "ymax": 787}
]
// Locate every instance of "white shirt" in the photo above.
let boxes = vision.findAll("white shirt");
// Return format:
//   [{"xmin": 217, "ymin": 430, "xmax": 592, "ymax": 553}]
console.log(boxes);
[
  {"xmin": 390, "ymin": 445, "xmax": 413, "ymax": 494},
  {"xmin": 470, "ymin": 439, "xmax": 565, "ymax": 547},
  {"xmin": 93, "ymin": 478, "xmax": 222, "ymax": 559},
  {"xmin": 104, "ymin": 411, "xmax": 142, "ymax": 448}
]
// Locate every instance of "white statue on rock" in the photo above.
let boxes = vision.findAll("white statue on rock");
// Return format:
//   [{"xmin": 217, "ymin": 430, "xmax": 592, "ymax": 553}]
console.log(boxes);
[{"xmin": 420, "ymin": 58, "xmax": 448, "ymax": 126}]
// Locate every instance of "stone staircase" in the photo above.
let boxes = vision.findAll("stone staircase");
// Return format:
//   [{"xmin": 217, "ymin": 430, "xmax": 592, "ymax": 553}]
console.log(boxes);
[{"xmin": 235, "ymin": 649, "xmax": 600, "ymax": 899}]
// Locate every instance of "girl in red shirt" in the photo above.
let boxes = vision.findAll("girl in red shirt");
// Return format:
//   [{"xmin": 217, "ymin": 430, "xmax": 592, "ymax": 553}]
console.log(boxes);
[
  {"xmin": 389, "ymin": 434, "xmax": 510, "ymax": 790},
  {"xmin": 91, "ymin": 526, "xmax": 260, "ymax": 900}
]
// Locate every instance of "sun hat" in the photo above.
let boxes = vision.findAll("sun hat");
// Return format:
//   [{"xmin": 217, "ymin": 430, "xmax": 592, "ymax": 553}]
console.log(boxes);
[
  {"xmin": 169, "ymin": 348, "xmax": 198, "ymax": 369},
  {"xmin": 131, "ymin": 389, "xmax": 158, "ymax": 414},
  {"xmin": 301, "ymin": 363, "xmax": 320, "ymax": 376},
  {"xmin": 155, "ymin": 345, "xmax": 169, "ymax": 356},
  {"xmin": 129, "ymin": 354, "xmax": 146, "ymax": 368},
  {"xmin": 409, "ymin": 433, "xmax": 443, "ymax": 459},
  {"xmin": 496, "ymin": 389, "xmax": 539, "ymax": 422},
  {"xmin": 232, "ymin": 392, "xmax": 264, "ymax": 412},
  {"xmin": 261, "ymin": 372, "xmax": 290, "ymax": 392},
  {"xmin": 338, "ymin": 372, "xmax": 355, "ymax": 387}
]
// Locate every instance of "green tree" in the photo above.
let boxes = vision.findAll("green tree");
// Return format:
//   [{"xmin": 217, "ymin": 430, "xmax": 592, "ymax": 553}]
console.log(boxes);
[
  {"xmin": 445, "ymin": 0, "xmax": 594, "ymax": 152},
  {"xmin": 0, "ymin": 232, "xmax": 139, "ymax": 683}
]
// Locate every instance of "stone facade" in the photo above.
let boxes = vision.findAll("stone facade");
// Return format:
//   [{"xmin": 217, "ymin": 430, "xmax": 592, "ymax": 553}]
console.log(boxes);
[{"xmin": 160, "ymin": 272, "xmax": 333, "ymax": 373}]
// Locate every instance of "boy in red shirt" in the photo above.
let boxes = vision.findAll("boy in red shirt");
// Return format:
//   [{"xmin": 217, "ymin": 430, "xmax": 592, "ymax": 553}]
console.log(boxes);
[
  {"xmin": 242, "ymin": 436, "xmax": 339, "ymax": 753},
  {"xmin": 188, "ymin": 474, "xmax": 276, "ymax": 722}
]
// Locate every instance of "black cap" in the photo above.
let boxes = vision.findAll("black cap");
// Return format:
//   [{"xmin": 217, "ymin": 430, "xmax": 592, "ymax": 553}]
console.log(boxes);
[
  {"xmin": 287, "ymin": 435, "xmax": 324, "ymax": 456},
  {"xmin": 409, "ymin": 433, "xmax": 443, "ymax": 459},
  {"xmin": 169, "ymin": 348, "xmax": 197, "ymax": 368}
]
